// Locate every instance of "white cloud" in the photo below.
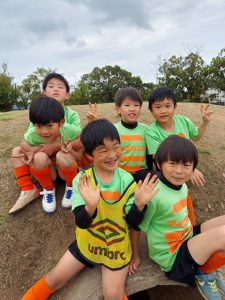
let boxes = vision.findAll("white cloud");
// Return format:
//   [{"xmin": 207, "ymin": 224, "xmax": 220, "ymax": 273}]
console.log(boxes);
[{"xmin": 0, "ymin": 0, "xmax": 224, "ymax": 84}]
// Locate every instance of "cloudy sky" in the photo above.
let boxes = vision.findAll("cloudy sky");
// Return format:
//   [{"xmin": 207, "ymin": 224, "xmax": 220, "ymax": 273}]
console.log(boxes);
[{"xmin": 0, "ymin": 0, "xmax": 225, "ymax": 85}]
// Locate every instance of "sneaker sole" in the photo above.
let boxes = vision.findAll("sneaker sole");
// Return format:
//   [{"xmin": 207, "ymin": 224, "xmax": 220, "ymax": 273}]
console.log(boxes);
[
  {"xmin": 196, "ymin": 281, "xmax": 210, "ymax": 300},
  {"xmin": 9, "ymin": 194, "xmax": 41, "ymax": 216}
]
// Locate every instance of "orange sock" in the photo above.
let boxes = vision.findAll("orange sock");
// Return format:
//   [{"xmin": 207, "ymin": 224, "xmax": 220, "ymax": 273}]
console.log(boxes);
[
  {"xmin": 187, "ymin": 192, "xmax": 196, "ymax": 226},
  {"xmin": 14, "ymin": 165, "xmax": 34, "ymax": 191},
  {"xmin": 122, "ymin": 292, "xmax": 129, "ymax": 300},
  {"xmin": 199, "ymin": 252, "xmax": 225, "ymax": 273},
  {"xmin": 21, "ymin": 275, "xmax": 53, "ymax": 300},
  {"xmin": 59, "ymin": 162, "xmax": 78, "ymax": 186},
  {"xmin": 30, "ymin": 167, "xmax": 54, "ymax": 190}
]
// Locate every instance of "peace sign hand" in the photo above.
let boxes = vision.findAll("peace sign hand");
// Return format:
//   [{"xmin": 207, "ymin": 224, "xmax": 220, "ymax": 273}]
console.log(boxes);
[{"xmin": 86, "ymin": 102, "xmax": 98, "ymax": 123}]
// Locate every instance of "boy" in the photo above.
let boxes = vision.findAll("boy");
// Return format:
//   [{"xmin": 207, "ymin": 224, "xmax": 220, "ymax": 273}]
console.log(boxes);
[
  {"xmin": 18, "ymin": 96, "xmax": 79, "ymax": 213},
  {"xmin": 21, "ymin": 119, "xmax": 159, "ymax": 300},
  {"xmin": 146, "ymin": 87, "xmax": 212, "ymax": 186},
  {"xmin": 132, "ymin": 135, "xmax": 225, "ymax": 300},
  {"xmin": 114, "ymin": 87, "xmax": 152, "ymax": 183},
  {"xmin": 9, "ymin": 73, "xmax": 84, "ymax": 214}
]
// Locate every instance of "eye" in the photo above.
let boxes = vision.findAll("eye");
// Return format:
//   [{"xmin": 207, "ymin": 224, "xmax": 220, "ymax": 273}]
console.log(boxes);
[{"xmin": 168, "ymin": 161, "xmax": 176, "ymax": 165}]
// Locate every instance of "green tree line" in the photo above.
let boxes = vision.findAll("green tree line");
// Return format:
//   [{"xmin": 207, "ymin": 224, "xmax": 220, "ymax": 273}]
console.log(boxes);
[{"xmin": 0, "ymin": 48, "xmax": 224, "ymax": 112}]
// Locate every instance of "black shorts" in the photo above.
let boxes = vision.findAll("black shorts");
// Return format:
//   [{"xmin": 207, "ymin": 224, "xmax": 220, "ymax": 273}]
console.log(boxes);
[
  {"xmin": 68, "ymin": 240, "xmax": 96, "ymax": 268},
  {"xmin": 164, "ymin": 224, "xmax": 201, "ymax": 287}
]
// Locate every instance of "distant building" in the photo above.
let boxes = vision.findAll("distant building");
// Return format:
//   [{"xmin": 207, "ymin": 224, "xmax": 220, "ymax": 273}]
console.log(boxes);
[{"xmin": 206, "ymin": 89, "xmax": 225, "ymax": 105}]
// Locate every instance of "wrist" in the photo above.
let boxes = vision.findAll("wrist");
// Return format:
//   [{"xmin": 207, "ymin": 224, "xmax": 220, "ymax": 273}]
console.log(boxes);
[{"xmin": 134, "ymin": 200, "xmax": 145, "ymax": 212}]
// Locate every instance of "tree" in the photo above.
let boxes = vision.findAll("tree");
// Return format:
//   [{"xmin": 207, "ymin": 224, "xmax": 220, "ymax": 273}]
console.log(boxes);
[
  {"xmin": 208, "ymin": 48, "xmax": 225, "ymax": 92},
  {"xmin": 18, "ymin": 67, "xmax": 55, "ymax": 109},
  {"xmin": 0, "ymin": 63, "xmax": 19, "ymax": 112},
  {"xmin": 157, "ymin": 53, "xmax": 209, "ymax": 102},
  {"xmin": 74, "ymin": 65, "xmax": 146, "ymax": 104}
]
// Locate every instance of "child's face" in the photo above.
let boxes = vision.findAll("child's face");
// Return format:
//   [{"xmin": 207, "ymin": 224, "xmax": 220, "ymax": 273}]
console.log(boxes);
[
  {"xmin": 116, "ymin": 97, "xmax": 141, "ymax": 123},
  {"xmin": 92, "ymin": 138, "xmax": 122, "ymax": 173},
  {"xmin": 160, "ymin": 160, "xmax": 194, "ymax": 186},
  {"xmin": 43, "ymin": 78, "xmax": 69, "ymax": 104},
  {"xmin": 34, "ymin": 120, "xmax": 63, "ymax": 142},
  {"xmin": 151, "ymin": 98, "xmax": 176, "ymax": 124}
]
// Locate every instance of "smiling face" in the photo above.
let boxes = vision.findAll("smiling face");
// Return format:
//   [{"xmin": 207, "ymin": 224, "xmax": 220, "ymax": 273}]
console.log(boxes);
[
  {"xmin": 43, "ymin": 78, "xmax": 69, "ymax": 104},
  {"xmin": 116, "ymin": 97, "xmax": 141, "ymax": 124},
  {"xmin": 34, "ymin": 120, "xmax": 64, "ymax": 142},
  {"xmin": 92, "ymin": 138, "xmax": 122, "ymax": 173},
  {"xmin": 160, "ymin": 160, "xmax": 194, "ymax": 186},
  {"xmin": 151, "ymin": 97, "xmax": 176, "ymax": 125}
]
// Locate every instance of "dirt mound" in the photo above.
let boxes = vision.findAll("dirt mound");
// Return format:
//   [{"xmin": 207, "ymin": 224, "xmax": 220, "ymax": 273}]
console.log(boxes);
[{"xmin": 1, "ymin": 102, "xmax": 225, "ymax": 299}]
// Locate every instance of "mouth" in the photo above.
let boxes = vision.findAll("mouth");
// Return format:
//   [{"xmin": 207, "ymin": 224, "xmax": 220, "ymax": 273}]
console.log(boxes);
[{"xmin": 105, "ymin": 159, "xmax": 118, "ymax": 167}]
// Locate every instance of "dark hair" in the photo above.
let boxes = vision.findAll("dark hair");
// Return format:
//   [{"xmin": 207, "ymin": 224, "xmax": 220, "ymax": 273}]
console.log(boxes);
[
  {"xmin": 114, "ymin": 87, "xmax": 142, "ymax": 107},
  {"xmin": 155, "ymin": 135, "xmax": 198, "ymax": 170},
  {"xmin": 29, "ymin": 96, "xmax": 64, "ymax": 125},
  {"xmin": 42, "ymin": 73, "xmax": 70, "ymax": 92},
  {"xmin": 80, "ymin": 119, "xmax": 120, "ymax": 155},
  {"xmin": 148, "ymin": 87, "xmax": 176, "ymax": 111}
]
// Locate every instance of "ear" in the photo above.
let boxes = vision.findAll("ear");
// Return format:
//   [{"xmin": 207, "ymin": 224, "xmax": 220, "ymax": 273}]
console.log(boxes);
[
  {"xmin": 156, "ymin": 161, "xmax": 161, "ymax": 170},
  {"xmin": 60, "ymin": 118, "xmax": 65, "ymax": 127},
  {"xmin": 115, "ymin": 105, "xmax": 121, "ymax": 115},
  {"xmin": 65, "ymin": 92, "xmax": 70, "ymax": 101}
]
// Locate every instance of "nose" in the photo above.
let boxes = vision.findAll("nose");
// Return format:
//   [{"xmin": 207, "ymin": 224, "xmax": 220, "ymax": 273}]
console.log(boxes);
[
  {"xmin": 41, "ymin": 127, "xmax": 49, "ymax": 136},
  {"xmin": 174, "ymin": 164, "xmax": 183, "ymax": 173}
]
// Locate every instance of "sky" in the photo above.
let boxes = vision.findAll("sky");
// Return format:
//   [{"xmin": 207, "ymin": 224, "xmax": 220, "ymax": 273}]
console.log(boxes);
[{"xmin": 0, "ymin": 0, "xmax": 225, "ymax": 85}]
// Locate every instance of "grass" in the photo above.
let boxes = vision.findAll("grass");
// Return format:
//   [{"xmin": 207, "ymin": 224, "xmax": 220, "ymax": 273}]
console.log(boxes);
[
  {"xmin": 220, "ymin": 144, "xmax": 225, "ymax": 150},
  {"xmin": 196, "ymin": 147, "xmax": 211, "ymax": 156}
]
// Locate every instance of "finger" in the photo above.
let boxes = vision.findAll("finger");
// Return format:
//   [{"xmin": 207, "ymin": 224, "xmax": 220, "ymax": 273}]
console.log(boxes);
[
  {"xmin": 11, "ymin": 154, "xmax": 25, "ymax": 158},
  {"xmin": 148, "ymin": 174, "xmax": 158, "ymax": 185},
  {"xmin": 142, "ymin": 173, "xmax": 151, "ymax": 185}
]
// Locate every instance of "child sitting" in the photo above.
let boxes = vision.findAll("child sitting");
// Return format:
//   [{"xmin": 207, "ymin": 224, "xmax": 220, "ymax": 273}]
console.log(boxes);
[
  {"xmin": 9, "ymin": 73, "xmax": 83, "ymax": 214},
  {"xmin": 133, "ymin": 135, "xmax": 225, "ymax": 300},
  {"xmin": 21, "ymin": 118, "xmax": 159, "ymax": 300},
  {"xmin": 19, "ymin": 96, "xmax": 79, "ymax": 213}
]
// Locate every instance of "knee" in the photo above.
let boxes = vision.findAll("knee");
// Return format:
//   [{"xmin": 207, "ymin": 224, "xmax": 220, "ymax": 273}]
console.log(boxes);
[
  {"xmin": 12, "ymin": 146, "xmax": 22, "ymax": 156},
  {"xmin": 218, "ymin": 226, "xmax": 225, "ymax": 247},
  {"xmin": 56, "ymin": 151, "xmax": 74, "ymax": 168},
  {"xmin": 33, "ymin": 152, "xmax": 49, "ymax": 169}
]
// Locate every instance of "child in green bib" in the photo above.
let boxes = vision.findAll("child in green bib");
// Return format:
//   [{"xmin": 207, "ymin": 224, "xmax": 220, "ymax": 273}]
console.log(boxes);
[
  {"xmin": 21, "ymin": 118, "xmax": 159, "ymax": 300},
  {"xmin": 133, "ymin": 135, "xmax": 225, "ymax": 300}
]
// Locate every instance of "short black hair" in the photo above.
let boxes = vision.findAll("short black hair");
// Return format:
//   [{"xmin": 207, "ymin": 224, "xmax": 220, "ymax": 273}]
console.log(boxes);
[
  {"xmin": 148, "ymin": 87, "xmax": 176, "ymax": 111},
  {"xmin": 80, "ymin": 119, "xmax": 120, "ymax": 155},
  {"xmin": 29, "ymin": 96, "xmax": 64, "ymax": 125},
  {"xmin": 155, "ymin": 135, "xmax": 198, "ymax": 170},
  {"xmin": 42, "ymin": 73, "xmax": 70, "ymax": 92},
  {"xmin": 114, "ymin": 87, "xmax": 142, "ymax": 107}
]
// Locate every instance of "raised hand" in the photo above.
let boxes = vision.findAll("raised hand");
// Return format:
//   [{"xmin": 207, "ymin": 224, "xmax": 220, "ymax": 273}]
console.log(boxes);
[
  {"xmin": 201, "ymin": 104, "xmax": 213, "ymax": 123},
  {"xmin": 86, "ymin": 102, "xmax": 97, "ymax": 123},
  {"xmin": 61, "ymin": 135, "xmax": 72, "ymax": 153},
  {"xmin": 78, "ymin": 174, "xmax": 101, "ymax": 211},
  {"xmin": 135, "ymin": 173, "xmax": 159, "ymax": 211}
]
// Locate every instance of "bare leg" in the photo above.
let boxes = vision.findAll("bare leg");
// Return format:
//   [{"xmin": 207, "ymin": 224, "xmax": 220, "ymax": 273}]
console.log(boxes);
[
  {"xmin": 46, "ymin": 250, "xmax": 86, "ymax": 291},
  {"xmin": 102, "ymin": 265, "xmax": 129, "ymax": 300},
  {"xmin": 188, "ymin": 215, "xmax": 225, "ymax": 265}
]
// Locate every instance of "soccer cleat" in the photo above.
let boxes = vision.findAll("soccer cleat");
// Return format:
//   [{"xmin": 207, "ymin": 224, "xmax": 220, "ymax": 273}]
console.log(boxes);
[
  {"xmin": 196, "ymin": 271, "xmax": 221, "ymax": 300},
  {"xmin": 9, "ymin": 189, "xmax": 40, "ymax": 215},
  {"xmin": 61, "ymin": 185, "xmax": 73, "ymax": 209},
  {"xmin": 215, "ymin": 270, "xmax": 225, "ymax": 296},
  {"xmin": 40, "ymin": 188, "xmax": 56, "ymax": 213}
]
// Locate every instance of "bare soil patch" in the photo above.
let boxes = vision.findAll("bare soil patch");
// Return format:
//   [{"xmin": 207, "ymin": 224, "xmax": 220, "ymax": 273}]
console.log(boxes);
[{"xmin": 1, "ymin": 102, "xmax": 225, "ymax": 300}]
